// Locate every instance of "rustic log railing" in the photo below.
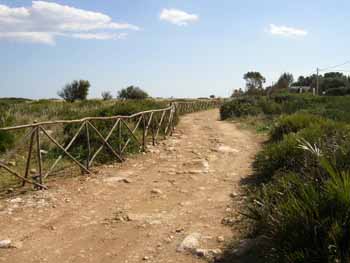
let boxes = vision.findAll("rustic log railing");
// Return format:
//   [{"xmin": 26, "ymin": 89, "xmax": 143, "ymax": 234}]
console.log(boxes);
[{"xmin": 0, "ymin": 100, "xmax": 220, "ymax": 190}]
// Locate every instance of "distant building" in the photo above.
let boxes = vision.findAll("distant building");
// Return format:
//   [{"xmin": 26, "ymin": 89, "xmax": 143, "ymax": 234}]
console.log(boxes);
[{"xmin": 289, "ymin": 86, "xmax": 312, "ymax": 93}]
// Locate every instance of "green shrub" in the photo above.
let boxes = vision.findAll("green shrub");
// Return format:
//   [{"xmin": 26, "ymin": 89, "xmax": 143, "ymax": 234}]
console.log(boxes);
[
  {"xmin": 257, "ymin": 97, "xmax": 282, "ymax": 115},
  {"xmin": 274, "ymin": 94, "xmax": 316, "ymax": 114},
  {"xmin": 117, "ymin": 86, "xmax": 149, "ymax": 100},
  {"xmin": 97, "ymin": 100, "xmax": 166, "ymax": 117},
  {"xmin": 248, "ymin": 157, "xmax": 350, "ymax": 262},
  {"xmin": 62, "ymin": 120, "xmax": 140, "ymax": 165},
  {"xmin": 270, "ymin": 113, "xmax": 325, "ymax": 142},
  {"xmin": 326, "ymin": 87, "xmax": 350, "ymax": 96},
  {"xmin": 253, "ymin": 134, "xmax": 304, "ymax": 181},
  {"xmin": 254, "ymin": 119, "xmax": 350, "ymax": 181},
  {"xmin": 0, "ymin": 105, "xmax": 14, "ymax": 153},
  {"xmin": 0, "ymin": 131, "xmax": 14, "ymax": 153},
  {"xmin": 220, "ymin": 97, "xmax": 262, "ymax": 119},
  {"xmin": 101, "ymin": 91, "xmax": 113, "ymax": 101},
  {"xmin": 58, "ymin": 80, "xmax": 90, "ymax": 102},
  {"xmin": 62, "ymin": 100, "xmax": 170, "ymax": 165},
  {"xmin": 220, "ymin": 92, "xmax": 350, "ymax": 262}
]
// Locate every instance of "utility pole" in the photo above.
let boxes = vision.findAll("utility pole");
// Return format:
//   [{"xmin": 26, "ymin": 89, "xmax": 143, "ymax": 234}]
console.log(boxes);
[{"xmin": 316, "ymin": 67, "xmax": 319, "ymax": 96}]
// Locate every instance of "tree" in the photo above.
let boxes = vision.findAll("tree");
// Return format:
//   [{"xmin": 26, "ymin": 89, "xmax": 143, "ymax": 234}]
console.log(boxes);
[
  {"xmin": 292, "ymin": 74, "xmax": 317, "ymax": 88},
  {"xmin": 276, "ymin": 73, "xmax": 294, "ymax": 90},
  {"xmin": 210, "ymin": 95, "xmax": 215, "ymax": 99},
  {"xmin": 117, "ymin": 86, "xmax": 149, "ymax": 100},
  {"xmin": 58, "ymin": 80, "xmax": 90, "ymax": 102},
  {"xmin": 101, "ymin": 91, "xmax": 113, "ymax": 101},
  {"xmin": 292, "ymin": 72, "xmax": 350, "ymax": 95},
  {"xmin": 243, "ymin": 72, "xmax": 266, "ymax": 92},
  {"xmin": 322, "ymin": 72, "xmax": 348, "ymax": 93},
  {"xmin": 231, "ymin": 88, "xmax": 243, "ymax": 97}
]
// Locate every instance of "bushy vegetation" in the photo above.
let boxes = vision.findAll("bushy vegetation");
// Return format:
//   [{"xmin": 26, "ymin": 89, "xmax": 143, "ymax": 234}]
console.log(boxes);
[
  {"xmin": 221, "ymin": 93, "xmax": 350, "ymax": 122},
  {"xmin": 118, "ymin": 86, "xmax": 149, "ymax": 100},
  {"xmin": 0, "ymin": 96, "xmax": 216, "ymax": 193},
  {"xmin": 62, "ymin": 100, "xmax": 169, "ymax": 164},
  {"xmin": 220, "ymin": 93, "xmax": 350, "ymax": 262},
  {"xmin": 269, "ymin": 113, "xmax": 327, "ymax": 142},
  {"xmin": 0, "ymin": 99, "xmax": 113, "ymax": 126},
  {"xmin": 220, "ymin": 97, "xmax": 262, "ymax": 118},
  {"xmin": 58, "ymin": 80, "xmax": 90, "ymax": 102},
  {"xmin": 292, "ymin": 71, "xmax": 350, "ymax": 95},
  {"xmin": 0, "ymin": 98, "xmax": 176, "ymax": 191},
  {"xmin": 97, "ymin": 100, "xmax": 165, "ymax": 117},
  {"xmin": 254, "ymin": 119, "xmax": 350, "ymax": 182},
  {"xmin": 249, "ymin": 159, "xmax": 350, "ymax": 262},
  {"xmin": 101, "ymin": 91, "xmax": 113, "ymax": 100},
  {"xmin": 0, "ymin": 99, "xmax": 168, "ymax": 153},
  {"xmin": 0, "ymin": 103, "xmax": 14, "ymax": 153}
]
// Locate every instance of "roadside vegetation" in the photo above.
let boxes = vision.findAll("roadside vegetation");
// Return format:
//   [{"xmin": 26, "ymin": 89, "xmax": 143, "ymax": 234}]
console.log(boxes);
[
  {"xmin": 58, "ymin": 80, "xmax": 90, "ymax": 102},
  {"xmin": 220, "ymin": 72, "xmax": 350, "ymax": 262},
  {"xmin": 0, "ymin": 82, "xmax": 168, "ymax": 191},
  {"xmin": 0, "ymin": 97, "xmax": 170, "ymax": 192},
  {"xmin": 0, "ymin": 81, "xmax": 217, "ymax": 194},
  {"xmin": 118, "ymin": 86, "xmax": 149, "ymax": 100}
]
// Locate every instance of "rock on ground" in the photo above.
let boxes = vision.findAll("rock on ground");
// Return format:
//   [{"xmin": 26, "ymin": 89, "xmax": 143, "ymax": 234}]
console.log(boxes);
[{"xmin": 177, "ymin": 233, "xmax": 201, "ymax": 253}]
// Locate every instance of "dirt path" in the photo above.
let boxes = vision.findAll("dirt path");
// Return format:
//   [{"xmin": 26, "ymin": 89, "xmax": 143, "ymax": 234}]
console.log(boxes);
[{"xmin": 0, "ymin": 109, "xmax": 261, "ymax": 263}]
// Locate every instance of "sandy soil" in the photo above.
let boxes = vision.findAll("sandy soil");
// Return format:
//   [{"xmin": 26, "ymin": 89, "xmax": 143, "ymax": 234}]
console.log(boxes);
[{"xmin": 0, "ymin": 109, "xmax": 262, "ymax": 263}]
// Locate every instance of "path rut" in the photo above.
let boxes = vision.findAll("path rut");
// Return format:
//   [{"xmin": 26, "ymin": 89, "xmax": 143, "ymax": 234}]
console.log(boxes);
[{"xmin": 0, "ymin": 109, "xmax": 261, "ymax": 263}]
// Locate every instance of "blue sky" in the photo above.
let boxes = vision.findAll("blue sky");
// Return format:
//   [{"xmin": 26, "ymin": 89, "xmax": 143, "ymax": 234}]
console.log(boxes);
[{"xmin": 0, "ymin": 0, "xmax": 349, "ymax": 99}]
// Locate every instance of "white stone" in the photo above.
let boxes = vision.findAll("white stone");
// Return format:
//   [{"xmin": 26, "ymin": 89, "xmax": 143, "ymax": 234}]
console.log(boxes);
[
  {"xmin": 217, "ymin": 145, "xmax": 239, "ymax": 153},
  {"xmin": 9, "ymin": 198, "xmax": 22, "ymax": 203},
  {"xmin": 217, "ymin": 236, "xmax": 225, "ymax": 243},
  {"xmin": 0, "ymin": 240, "xmax": 11, "ymax": 248},
  {"xmin": 177, "ymin": 233, "xmax": 201, "ymax": 252},
  {"xmin": 103, "ymin": 177, "xmax": 126, "ymax": 183}
]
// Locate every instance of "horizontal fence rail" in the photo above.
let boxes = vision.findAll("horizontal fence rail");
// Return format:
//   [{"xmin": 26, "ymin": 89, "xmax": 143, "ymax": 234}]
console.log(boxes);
[{"xmin": 0, "ymin": 100, "xmax": 221, "ymax": 190}]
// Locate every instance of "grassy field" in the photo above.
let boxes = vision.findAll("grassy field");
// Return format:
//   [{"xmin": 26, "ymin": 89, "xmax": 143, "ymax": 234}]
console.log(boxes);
[{"xmin": 220, "ymin": 93, "xmax": 350, "ymax": 262}]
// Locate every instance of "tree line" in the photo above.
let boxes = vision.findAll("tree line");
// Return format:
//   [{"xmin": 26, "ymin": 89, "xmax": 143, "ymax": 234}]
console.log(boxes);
[
  {"xmin": 234, "ymin": 71, "xmax": 350, "ymax": 97},
  {"xmin": 58, "ymin": 80, "xmax": 149, "ymax": 102}
]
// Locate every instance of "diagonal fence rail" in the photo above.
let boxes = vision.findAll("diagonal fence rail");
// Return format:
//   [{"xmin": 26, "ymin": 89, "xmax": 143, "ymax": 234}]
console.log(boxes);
[{"xmin": 0, "ymin": 100, "xmax": 221, "ymax": 190}]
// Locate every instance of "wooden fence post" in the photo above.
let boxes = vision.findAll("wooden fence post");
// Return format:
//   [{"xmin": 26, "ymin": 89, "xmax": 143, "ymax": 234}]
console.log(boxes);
[
  {"xmin": 22, "ymin": 127, "xmax": 36, "ymax": 186},
  {"xmin": 118, "ymin": 119, "xmax": 122, "ymax": 157},
  {"xmin": 35, "ymin": 125, "xmax": 43, "ymax": 189},
  {"xmin": 142, "ymin": 114, "xmax": 146, "ymax": 152},
  {"xmin": 85, "ymin": 121, "xmax": 91, "ymax": 171}
]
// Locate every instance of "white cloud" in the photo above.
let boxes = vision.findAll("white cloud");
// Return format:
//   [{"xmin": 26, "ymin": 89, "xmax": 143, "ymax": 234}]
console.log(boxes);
[
  {"xmin": 0, "ymin": 1, "xmax": 139, "ymax": 44},
  {"xmin": 0, "ymin": 32, "xmax": 54, "ymax": 44},
  {"xmin": 71, "ymin": 32, "xmax": 127, "ymax": 40},
  {"xmin": 269, "ymin": 24, "xmax": 307, "ymax": 37},
  {"xmin": 160, "ymin": 8, "xmax": 199, "ymax": 26}
]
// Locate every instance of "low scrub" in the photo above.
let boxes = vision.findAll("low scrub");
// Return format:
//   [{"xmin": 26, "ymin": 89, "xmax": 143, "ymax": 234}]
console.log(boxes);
[
  {"xmin": 254, "ymin": 119, "xmax": 350, "ymax": 182},
  {"xmin": 220, "ymin": 97, "xmax": 262, "ymax": 119},
  {"xmin": 248, "ymin": 154, "xmax": 350, "ymax": 262},
  {"xmin": 222, "ymin": 93, "xmax": 350, "ymax": 262},
  {"xmin": 62, "ymin": 100, "xmax": 172, "ymax": 164},
  {"xmin": 220, "ymin": 93, "xmax": 350, "ymax": 124},
  {"xmin": 270, "ymin": 113, "xmax": 326, "ymax": 142},
  {"xmin": 0, "ymin": 104, "xmax": 14, "ymax": 153},
  {"xmin": 97, "ymin": 100, "xmax": 167, "ymax": 117}
]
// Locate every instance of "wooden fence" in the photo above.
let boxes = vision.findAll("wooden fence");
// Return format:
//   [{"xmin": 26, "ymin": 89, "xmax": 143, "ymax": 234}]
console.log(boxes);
[{"xmin": 0, "ymin": 100, "xmax": 221, "ymax": 190}]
